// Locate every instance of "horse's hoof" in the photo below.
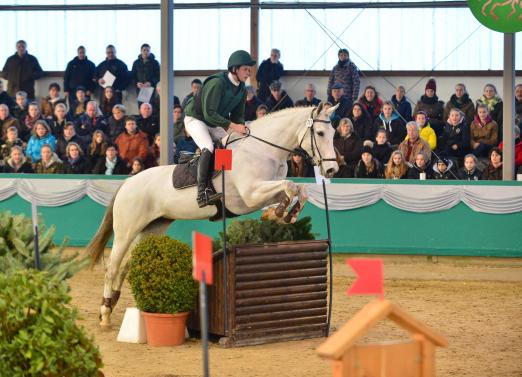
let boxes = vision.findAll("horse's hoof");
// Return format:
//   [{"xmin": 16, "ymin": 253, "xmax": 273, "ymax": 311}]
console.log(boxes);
[{"xmin": 99, "ymin": 322, "xmax": 112, "ymax": 331}]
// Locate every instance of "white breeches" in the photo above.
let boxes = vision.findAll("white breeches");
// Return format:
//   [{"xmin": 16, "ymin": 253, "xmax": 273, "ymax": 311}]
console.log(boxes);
[{"xmin": 184, "ymin": 116, "xmax": 228, "ymax": 153}]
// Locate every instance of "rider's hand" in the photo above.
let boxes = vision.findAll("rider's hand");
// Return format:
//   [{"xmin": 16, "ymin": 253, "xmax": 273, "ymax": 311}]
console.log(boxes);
[{"xmin": 229, "ymin": 123, "xmax": 247, "ymax": 134}]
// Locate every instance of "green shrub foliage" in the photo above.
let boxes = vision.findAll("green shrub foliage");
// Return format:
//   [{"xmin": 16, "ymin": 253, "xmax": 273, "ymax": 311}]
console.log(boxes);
[
  {"xmin": 128, "ymin": 235, "xmax": 199, "ymax": 314},
  {"xmin": 0, "ymin": 269, "xmax": 102, "ymax": 376},
  {"xmin": 0, "ymin": 211, "xmax": 87, "ymax": 280},
  {"xmin": 214, "ymin": 216, "xmax": 316, "ymax": 251}
]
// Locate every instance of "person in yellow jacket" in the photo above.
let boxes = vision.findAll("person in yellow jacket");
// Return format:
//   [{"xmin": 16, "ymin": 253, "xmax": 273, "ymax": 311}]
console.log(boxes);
[{"xmin": 405, "ymin": 111, "xmax": 437, "ymax": 151}]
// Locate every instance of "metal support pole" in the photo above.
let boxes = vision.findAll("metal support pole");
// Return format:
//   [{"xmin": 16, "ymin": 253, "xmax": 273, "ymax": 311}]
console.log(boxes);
[
  {"xmin": 322, "ymin": 179, "xmax": 333, "ymax": 336},
  {"xmin": 159, "ymin": 0, "xmax": 174, "ymax": 165},
  {"xmin": 200, "ymin": 271, "xmax": 209, "ymax": 377},
  {"xmin": 221, "ymin": 167, "xmax": 228, "ymax": 334},
  {"xmin": 250, "ymin": 0, "xmax": 259, "ymax": 88},
  {"xmin": 503, "ymin": 33, "xmax": 515, "ymax": 180}
]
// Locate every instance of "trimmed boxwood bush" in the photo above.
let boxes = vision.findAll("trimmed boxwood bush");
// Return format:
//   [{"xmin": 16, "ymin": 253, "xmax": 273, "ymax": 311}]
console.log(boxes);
[
  {"xmin": 128, "ymin": 235, "xmax": 199, "ymax": 314},
  {"xmin": 0, "ymin": 269, "xmax": 102, "ymax": 376}
]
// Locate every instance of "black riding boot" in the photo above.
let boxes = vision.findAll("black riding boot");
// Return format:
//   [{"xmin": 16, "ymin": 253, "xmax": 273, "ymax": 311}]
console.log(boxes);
[{"xmin": 197, "ymin": 148, "xmax": 222, "ymax": 208}]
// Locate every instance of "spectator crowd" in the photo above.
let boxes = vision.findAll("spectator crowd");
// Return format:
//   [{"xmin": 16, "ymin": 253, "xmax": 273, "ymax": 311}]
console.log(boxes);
[{"xmin": 1, "ymin": 41, "xmax": 521, "ymax": 180}]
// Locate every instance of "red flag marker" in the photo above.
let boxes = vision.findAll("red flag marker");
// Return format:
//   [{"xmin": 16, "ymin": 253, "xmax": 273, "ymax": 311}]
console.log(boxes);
[
  {"xmin": 346, "ymin": 258, "xmax": 384, "ymax": 299},
  {"xmin": 215, "ymin": 149, "xmax": 232, "ymax": 171},
  {"xmin": 193, "ymin": 231, "xmax": 213, "ymax": 285}
]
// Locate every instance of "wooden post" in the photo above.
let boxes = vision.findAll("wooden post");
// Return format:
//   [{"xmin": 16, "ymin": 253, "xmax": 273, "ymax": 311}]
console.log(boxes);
[{"xmin": 413, "ymin": 334, "xmax": 435, "ymax": 377}]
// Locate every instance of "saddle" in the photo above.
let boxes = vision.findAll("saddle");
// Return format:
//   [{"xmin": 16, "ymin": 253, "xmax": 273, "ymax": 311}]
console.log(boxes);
[{"xmin": 172, "ymin": 153, "xmax": 221, "ymax": 190}]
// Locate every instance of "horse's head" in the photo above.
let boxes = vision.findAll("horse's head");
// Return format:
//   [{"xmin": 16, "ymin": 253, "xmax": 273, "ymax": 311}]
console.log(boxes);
[{"xmin": 298, "ymin": 103, "xmax": 339, "ymax": 178}]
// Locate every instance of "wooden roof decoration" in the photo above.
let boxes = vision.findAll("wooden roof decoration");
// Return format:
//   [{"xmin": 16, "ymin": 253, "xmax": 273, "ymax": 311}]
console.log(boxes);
[{"xmin": 317, "ymin": 299, "xmax": 448, "ymax": 360}]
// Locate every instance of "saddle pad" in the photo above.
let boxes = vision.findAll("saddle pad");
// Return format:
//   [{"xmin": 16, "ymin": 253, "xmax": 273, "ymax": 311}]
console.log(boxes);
[{"xmin": 172, "ymin": 157, "xmax": 221, "ymax": 190}]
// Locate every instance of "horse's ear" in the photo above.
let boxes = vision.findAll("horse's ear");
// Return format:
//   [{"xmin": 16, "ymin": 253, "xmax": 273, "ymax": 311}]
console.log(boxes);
[
  {"xmin": 315, "ymin": 102, "xmax": 324, "ymax": 117},
  {"xmin": 325, "ymin": 103, "xmax": 339, "ymax": 117}
]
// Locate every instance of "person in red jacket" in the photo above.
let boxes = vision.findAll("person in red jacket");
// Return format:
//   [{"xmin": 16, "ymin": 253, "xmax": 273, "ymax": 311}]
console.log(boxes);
[
  {"xmin": 498, "ymin": 125, "xmax": 522, "ymax": 170},
  {"xmin": 115, "ymin": 116, "xmax": 149, "ymax": 169}
]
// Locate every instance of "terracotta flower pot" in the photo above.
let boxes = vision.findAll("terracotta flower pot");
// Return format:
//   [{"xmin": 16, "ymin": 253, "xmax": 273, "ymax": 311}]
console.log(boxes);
[{"xmin": 142, "ymin": 311, "xmax": 189, "ymax": 346}]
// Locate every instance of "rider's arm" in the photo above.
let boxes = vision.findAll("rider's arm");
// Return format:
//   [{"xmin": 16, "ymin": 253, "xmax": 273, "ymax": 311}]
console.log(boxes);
[{"xmin": 229, "ymin": 89, "xmax": 247, "ymax": 126}]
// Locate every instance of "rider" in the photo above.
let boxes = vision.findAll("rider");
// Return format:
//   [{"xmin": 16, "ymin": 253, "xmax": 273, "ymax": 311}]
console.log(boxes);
[{"xmin": 184, "ymin": 50, "xmax": 256, "ymax": 208}]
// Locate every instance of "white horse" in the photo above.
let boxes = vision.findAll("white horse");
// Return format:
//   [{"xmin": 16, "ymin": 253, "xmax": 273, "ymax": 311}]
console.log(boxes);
[{"xmin": 87, "ymin": 103, "xmax": 339, "ymax": 327}]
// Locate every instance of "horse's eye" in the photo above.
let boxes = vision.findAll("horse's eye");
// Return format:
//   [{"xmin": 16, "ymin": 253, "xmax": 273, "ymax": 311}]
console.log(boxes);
[{"xmin": 317, "ymin": 131, "xmax": 324, "ymax": 137}]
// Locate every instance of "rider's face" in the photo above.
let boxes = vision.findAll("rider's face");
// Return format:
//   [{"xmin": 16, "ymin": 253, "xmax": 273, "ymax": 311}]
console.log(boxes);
[{"xmin": 235, "ymin": 66, "xmax": 251, "ymax": 82}]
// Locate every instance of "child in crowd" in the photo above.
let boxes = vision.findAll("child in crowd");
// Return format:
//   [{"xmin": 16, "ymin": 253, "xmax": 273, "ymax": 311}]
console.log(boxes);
[
  {"xmin": 481, "ymin": 147, "xmax": 503, "ymax": 180},
  {"xmin": 49, "ymin": 103, "xmax": 69, "ymax": 139},
  {"xmin": 384, "ymin": 150, "xmax": 409, "ymax": 179},
  {"xmin": 432, "ymin": 156, "xmax": 455, "ymax": 180},
  {"xmin": 69, "ymin": 86, "xmax": 88, "ymax": 120},
  {"xmin": 92, "ymin": 144, "xmax": 127, "ymax": 175},
  {"xmin": 25, "ymin": 120, "xmax": 56, "ymax": 162},
  {"xmin": 373, "ymin": 101, "xmax": 406, "ymax": 147},
  {"xmin": 415, "ymin": 111, "xmax": 437, "ymax": 150},
  {"xmin": 458, "ymin": 154, "xmax": 481, "ymax": 181},
  {"xmin": 129, "ymin": 157, "xmax": 145, "ymax": 176},
  {"xmin": 354, "ymin": 144, "xmax": 383, "ymax": 178},
  {"xmin": 63, "ymin": 142, "xmax": 91, "ymax": 174},
  {"xmin": 101, "ymin": 87, "xmax": 120, "ymax": 118},
  {"xmin": 33, "ymin": 144, "xmax": 64, "ymax": 174},
  {"xmin": 256, "ymin": 104, "xmax": 268, "ymax": 119},
  {"xmin": 334, "ymin": 118, "xmax": 362, "ymax": 178},
  {"xmin": 441, "ymin": 108, "xmax": 468, "ymax": 161},
  {"xmin": 349, "ymin": 102, "xmax": 374, "ymax": 142},
  {"xmin": 22, "ymin": 102, "xmax": 43, "ymax": 140},
  {"xmin": 407, "ymin": 152, "xmax": 433, "ymax": 179},
  {"xmin": 12, "ymin": 91, "xmax": 28, "ymax": 123},
  {"xmin": 372, "ymin": 130, "xmax": 392, "ymax": 166},
  {"xmin": 470, "ymin": 104, "xmax": 498, "ymax": 158},
  {"xmin": 40, "ymin": 82, "xmax": 66, "ymax": 119},
  {"xmin": 87, "ymin": 130, "xmax": 109, "ymax": 169},
  {"xmin": 0, "ymin": 127, "xmax": 24, "ymax": 163},
  {"xmin": 287, "ymin": 152, "xmax": 314, "ymax": 178},
  {"xmin": 3, "ymin": 146, "xmax": 33, "ymax": 173}
]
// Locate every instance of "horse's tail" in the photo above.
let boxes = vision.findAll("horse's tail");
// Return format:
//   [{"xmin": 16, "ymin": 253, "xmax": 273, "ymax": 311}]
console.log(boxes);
[{"xmin": 87, "ymin": 189, "xmax": 118, "ymax": 267}]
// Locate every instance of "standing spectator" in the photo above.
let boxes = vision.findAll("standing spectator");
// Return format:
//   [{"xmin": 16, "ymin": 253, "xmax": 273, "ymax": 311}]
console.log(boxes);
[
  {"xmin": 295, "ymin": 83, "xmax": 321, "ymax": 107},
  {"xmin": 106, "ymin": 104, "xmax": 127, "ymax": 141},
  {"xmin": 0, "ymin": 127, "xmax": 23, "ymax": 163},
  {"xmin": 76, "ymin": 101, "xmax": 107, "ymax": 145},
  {"xmin": 358, "ymin": 86, "xmax": 383, "ymax": 120},
  {"xmin": 354, "ymin": 144, "xmax": 383, "ymax": 178},
  {"xmin": 334, "ymin": 118, "xmax": 362, "ymax": 178},
  {"xmin": 12, "ymin": 91, "xmax": 28, "ymax": 123},
  {"xmin": 132, "ymin": 43, "xmax": 160, "ymax": 105},
  {"xmin": 440, "ymin": 108, "xmax": 469, "ymax": 161},
  {"xmin": 372, "ymin": 130, "xmax": 393, "ymax": 166},
  {"xmin": 3, "ymin": 146, "xmax": 33, "ymax": 173},
  {"xmin": 68, "ymin": 86, "xmax": 88, "ymax": 121},
  {"xmin": 391, "ymin": 85, "xmax": 412, "ymax": 122},
  {"xmin": 136, "ymin": 102, "xmax": 158, "ymax": 144},
  {"xmin": 21, "ymin": 102, "xmax": 43, "ymax": 141},
  {"xmin": 33, "ymin": 144, "xmax": 64, "ymax": 174},
  {"xmin": 458, "ymin": 154, "xmax": 481, "ymax": 181},
  {"xmin": 63, "ymin": 142, "xmax": 91, "ymax": 174},
  {"xmin": 40, "ymin": 83, "xmax": 66, "ymax": 119},
  {"xmin": 0, "ymin": 80, "xmax": 15, "ymax": 111},
  {"xmin": 444, "ymin": 83, "xmax": 475, "ymax": 127},
  {"xmin": 327, "ymin": 48, "xmax": 360, "ymax": 103},
  {"xmin": 100, "ymin": 86, "xmax": 120, "ymax": 118},
  {"xmin": 92, "ymin": 144, "xmax": 127, "ymax": 175},
  {"xmin": 286, "ymin": 153, "xmax": 314, "ymax": 178},
  {"xmin": 256, "ymin": 49, "xmax": 284, "ymax": 102},
  {"xmin": 469, "ymin": 104, "xmax": 498, "ymax": 158},
  {"xmin": 398, "ymin": 121, "xmax": 431, "ymax": 164},
  {"xmin": 414, "ymin": 111, "xmax": 437, "ymax": 151},
  {"xmin": 413, "ymin": 78, "xmax": 445, "ymax": 137},
  {"xmin": 115, "ymin": 116, "xmax": 149, "ymax": 168},
  {"xmin": 373, "ymin": 101, "xmax": 406, "ymax": 147},
  {"xmin": 244, "ymin": 86, "xmax": 263, "ymax": 122},
  {"xmin": 328, "ymin": 83, "xmax": 352, "ymax": 128},
  {"xmin": 384, "ymin": 150, "xmax": 409, "ymax": 179},
  {"xmin": 172, "ymin": 105, "xmax": 185, "ymax": 144},
  {"xmin": 515, "ymin": 84, "xmax": 522, "ymax": 126},
  {"xmin": 499, "ymin": 126, "xmax": 522, "ymax": 170},
  {"xmin": 48, "ymin": 103, "xmax": 70, "ymax": 139},
  {"xmin": 56, "ymin": 122, "xmax": 84, "ymax": 160},
  {"xmin": 25, "ymin": 120, "xmax": 56, "ymax": 162},
  {"xmin": 181, "ymin": 79, "xmax": 202, "ymax": 109},
  {"xmin": 407, "ymin": 152, "xmax": 433, "ymax": 179},
  {"xmin": 476, "ymin": 84, "xmax": 503, "ymax": 136},
  {"xmin": 1, "ymin": 40, "xmax": 44, "ymax": 100},
  {"xmin": 87, "ymin": 130, "xmax": 108, "ymax": 169},
  {"xmin": 481, "ymin": 147, "xmax": 503, "ymax": 180},
  {"xmin": 63, "ymin": 46, "xmax": 96, "ymax": 98},
  {"xmin": 349, "ymin": 103, "xmax": 374, "ymax": 142},
  {"xmin": 265, "ymin": 81, "xmax": 293, "ymax": 113},
  {"xmin": 0, "ymin": 104, "xmax": 23, "ymax": 141},
  {"xmin": 95, "ymin": 45, "xmax": 129, "ymax": 103}
]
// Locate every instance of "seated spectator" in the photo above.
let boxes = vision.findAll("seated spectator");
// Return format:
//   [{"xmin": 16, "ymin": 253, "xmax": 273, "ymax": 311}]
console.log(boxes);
[
  {"xmin": 432, "ymin": 155, "xmax": 456, "ymax": 180},
  {"xmin": 76, "ymin": 101, "xmax": 107, "ymax": 145},
  {"xmin": 287, "ymin": 153, "xmax": 314, "ymax": 177},
  {"xmin": 391, "ymin": 85, "xmax": 412, "ymax": 122},
  {"xmin": 0, "ymin": 104, "xmax": 23, "ymax": 141},
  {"xmin": 48, "ymin": 103, "xmax": 70, "ymax": 139},
  {"xmin": 136, "ymin": 102, "xmax": 158, "ymax": 144},
  {"xmin": 146, "ymin": 133, "xmax": 160, "ymax": 168},
  {"xmin": 516, "ymin": 84, "xmax": 522, "ymax": 126},
  {"xmin": 26, "ymin": 120, "xmax": 56, "ymax": 162},
  {"xmin": 373, "ymin": 101, "xmax": 406, "ymax": 147},
  {"xmin": 245, "ymin": 85, "xmax": 263, "ymax": 122},
  {"xmin": 440, "ymin": 108, "xmax": 469, "ymax": 161},
  {"xmin": 106, "ymin": 104, "xmax": 127, "ymax": 141},
  {"xmin": 63, "ymin": 142, "xmax": 91, "ymax": 174},
  {"xmin": 40, "ymin": 82, "xmax": 66, "ymax": 119},
  {"xmin": 33, "ymin": 144, "xmax": 64, "ymax": 174},
  {"xmin": 328, "ymin": 83, "xmax": 352, "ymax": 128},
  {"xmin": 101, "ymin": 86, "xmax": 120, "ymax": 118},
  {"xmin": 129, "ymin": 157, "xmax": 145, "ymax": 176},
  {"xmin": 372, "ymin": 130, "xmax": 392, "ymax": 166},
  {"xmin": 458, "ymin": 154, "xmax": 481, "ymax": 181},
  {"xmin": 56, "ymin": 122, "xmax": 85, "ymax": 160},
  {"xmin": 384, "ymin": 150, "xmax": 409, "ymax": 179},
  {"xmin": 398, "ymin": 121, "xmax": 431, "ymax": 165},
  {"xmin": 68, "ymin": 86, "xmax": 88, "ymax": 121},
  {"xmin": 174, "ymin": 128, "xmax": 198, "ymax": 163},
  {"xmin": 12, "ymin": 91, "xmax": 28, "ymax": 123},
  {"xmin": 295, "ymin": 83, "xmax": 321, "ymax": 107},
  {"xmin": 256, "ymin": 104, "xmax": 268, "ymax": 119},
  {"xmin": 470, "ymin": 104, "xmax": 498, "ymax": 158},
  {"xmin": 172, "ymin": 105, "xmax": 185, "ymax": 144},
  {"xmin": 181, "ymin": 78, "xmax": 202, "ymax": 109},
  {"xmin": 87, "ymin": 130, "xmax": 108, "ymax": 169},
  {"xmin": 22, "ymin": 102, "xmax": 43, "ymax": 141},
  {"xmin": 476, "ymin": 83, "xmax": 503, "ymax": 133},
  {"xmin": 407, "ymin": 152, "xmax": 433, "ymax": 179},
  {"xmin": 0, "ymin": 80, "xmax": 15, "ymax": 111},
  {"xmin": 3, "ymin": 146, "xmax": 33, "ymax": 173},
  {"xmin": 334, "ymin": 118, "xmax": 362, "ymax": 178},
  {"xmin": 265, "ymin": 81, "xmax": 293, "ymax": 112},
  {"xmin": 444, "ymin": 83, "xmax": 475, "ymax": 126},
  {"xmin": 92, "ymin": 144, "xmax": 128, "ymax": 175},
  {"xmin": 413, "ymin": 78, "xmax": 444, "ymax": 136},
  {"xmin": 151, "ymin": 81, "xmax": 181, "ymax": 119},
  {"xmin": 354, "ymin": 144, "xmax": 383, "ymax": 178},
  {"xmin": 357, "ymin": 86, "xmax": 382, "ymax": 120},
  {"xmin": 115, "ymin": 116, "xmax": 149, "ymax": 169},
  {"xmin": 498, "ymin": 125, "xmax": 522, "ymax": 170},
  {"xmin": 481, "ymin": 147, "xmax": 503, "ymax": 180},
  {"xmin": 349, "ymin": 102, "xmax": 374, "ymax": 142},
  {"xmin": 413, "ymin": 111, "xmax": 437, "ymax": 151},
  {"xmin": 0, "ymin": 126, "xmax": 23, "ymax": 163}
]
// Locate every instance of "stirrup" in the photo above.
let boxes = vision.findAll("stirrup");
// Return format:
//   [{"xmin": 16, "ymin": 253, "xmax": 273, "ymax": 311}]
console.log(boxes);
[{"xmin": 197, "ymin": 188, "xmax": 223, "ymax": 208}]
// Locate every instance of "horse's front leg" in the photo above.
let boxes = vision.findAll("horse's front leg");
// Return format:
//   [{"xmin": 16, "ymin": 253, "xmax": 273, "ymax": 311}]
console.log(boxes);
[
  {"xmin": 237, "ymin": 179, "xmax": 299, "ymax": 218},
  {"xmin": 284, "ymin": 184, "xmax": 308, "ymax": 224}
]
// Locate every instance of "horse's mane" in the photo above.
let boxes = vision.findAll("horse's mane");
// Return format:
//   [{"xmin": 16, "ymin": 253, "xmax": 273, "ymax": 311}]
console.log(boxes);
[{"xmin": 249, "ymin": 106, "xmax": 315, "ymax": 131}]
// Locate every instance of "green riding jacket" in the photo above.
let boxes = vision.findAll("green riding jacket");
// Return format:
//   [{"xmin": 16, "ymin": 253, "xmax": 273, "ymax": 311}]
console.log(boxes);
[{"xmin": 184, "ymin": 72, "xmax": 247, "ymax": 129}]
